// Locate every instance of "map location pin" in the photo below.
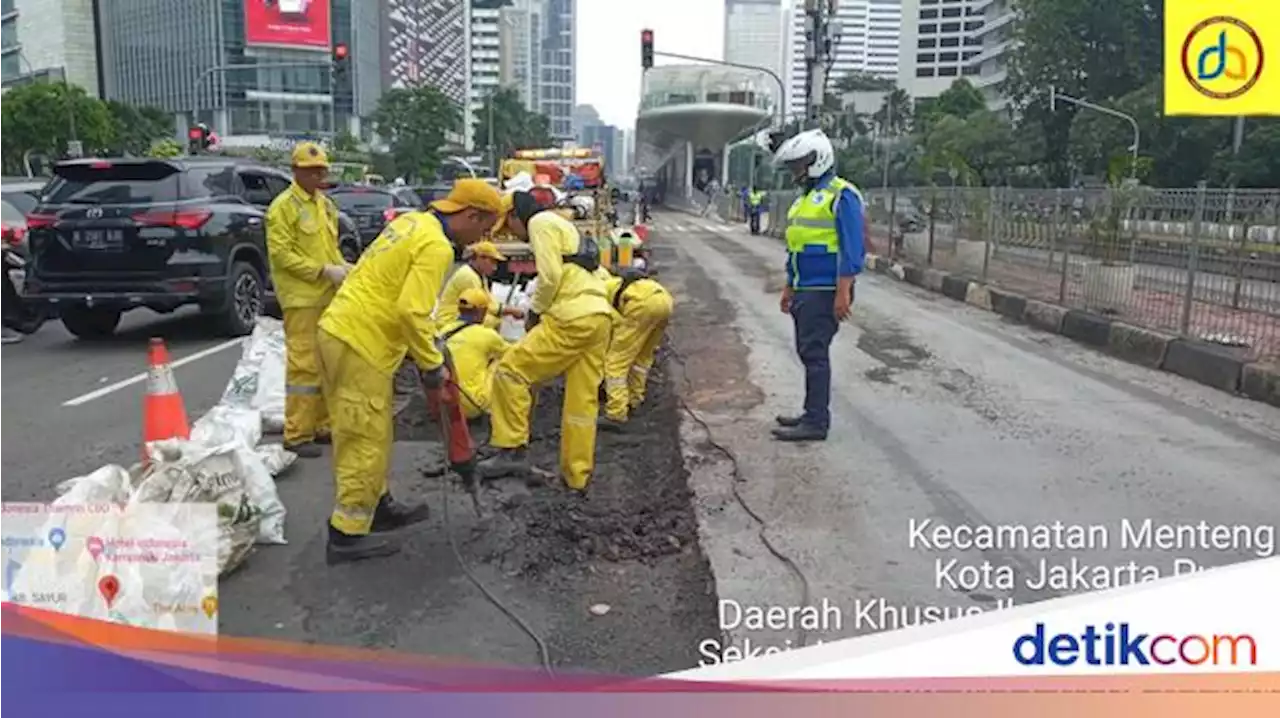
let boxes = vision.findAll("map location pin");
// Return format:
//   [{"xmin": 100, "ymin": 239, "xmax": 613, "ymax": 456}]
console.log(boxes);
[
  {"xmin": 201, "ymin": 595, "xmax": 218, "ymax": 619},
  {"xmin": 98, "ymin": 575, "xmax": 120, "ymax": 608},
  {"xmin": 47, "ymin": 528, "xmax": 66, "ymax": 552},
  {"xmin": 86, "ymin": 536, "xmax": 104, "ymax": 562}
]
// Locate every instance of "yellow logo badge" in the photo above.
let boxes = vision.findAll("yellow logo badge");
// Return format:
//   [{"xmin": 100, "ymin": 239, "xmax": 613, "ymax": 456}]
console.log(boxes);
[{"xmin": 1165, "ymin": 1, "xmax": 1276, "ymax": 115}]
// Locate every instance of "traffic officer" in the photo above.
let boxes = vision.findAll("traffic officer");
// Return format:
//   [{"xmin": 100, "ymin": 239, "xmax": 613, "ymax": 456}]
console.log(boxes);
[
  {"xmin": 265, "ymin": 141, "xmax": 350, "ymax": 458},
  {"xmin": 476, "ymin": 190, "xmax": 613, "ymax": 493},
  {"xmin": 436, "ymin": 240, "xmax": 526, "ymax": 330},
  {"xmin": 439, "ymin": 287, "xmax": 513, "ymax": 420},
  {"xmin": 598, "ymin": 259, "xmax": 673, "ymax": 431},
  {"xmin": 747, "ymin": 187, "xmax": 766, "ymax": 235},
  {"xmin": 316, "ymin": 179, "xmax": 502, "ymax": 564},
  {"xmin": 770, "ymin": 128, "xmax": 864, "ymax": 442}
]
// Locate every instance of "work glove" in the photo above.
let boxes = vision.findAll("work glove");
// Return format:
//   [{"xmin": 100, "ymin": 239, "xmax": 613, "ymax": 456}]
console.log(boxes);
[
  {"xmin": 525, "ymin": 311, "xmax": 541, "ymax": 331},
  {"xmin": 321, "ymin": 264, "xmax": 349, "ymax": 286}
]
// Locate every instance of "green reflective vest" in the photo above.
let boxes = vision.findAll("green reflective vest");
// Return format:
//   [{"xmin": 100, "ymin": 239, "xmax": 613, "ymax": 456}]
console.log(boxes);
[
  {"xmin": 785, "ymin": 176, "xmax": 862, "ymax": 254},
  {"xmin": 747, "ymin": 190, "xmax": 765, "ymax": 207}
]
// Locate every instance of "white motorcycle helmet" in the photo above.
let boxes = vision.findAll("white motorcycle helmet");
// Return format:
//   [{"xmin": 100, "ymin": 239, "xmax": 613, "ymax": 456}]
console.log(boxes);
[{"xmin": 773, "ymin": 128, "xmax": 835, "ymax": 180}]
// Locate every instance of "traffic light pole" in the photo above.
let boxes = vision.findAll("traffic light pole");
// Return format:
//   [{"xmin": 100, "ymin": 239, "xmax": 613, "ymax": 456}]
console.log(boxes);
[
  {"xmin": 803, "ymin": 0, "xmax": 837, "ymax": 129},
  {"xmin": 190, "ymin": 61, "xmax": 334, "ymax": 138}
]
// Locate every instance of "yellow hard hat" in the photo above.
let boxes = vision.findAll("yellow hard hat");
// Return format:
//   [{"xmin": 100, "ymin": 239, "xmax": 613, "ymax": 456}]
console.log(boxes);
[
  {"xmin": 430, "ymin": 178, "xmax": 503, "ymax": 215},
  {"xmin": 464, "ymin": 240, "xmax": 507, "ymax": 261},
  {"xmin": 291, "ymin": 141, "xmax": 330, "ymax": 169},
  {"xmin": 458, "ymin": 287, "xmax": 491, "ymax": 310}
]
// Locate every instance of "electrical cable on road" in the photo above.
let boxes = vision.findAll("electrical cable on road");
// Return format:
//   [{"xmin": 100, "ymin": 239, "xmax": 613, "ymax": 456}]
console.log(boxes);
[
  {"xmin": 664, "ymin": 345, "xmax": 816, "ymax": 650},
  {"xmin": 422, "ymin": 380, "xmax": 556, "ymax": 677}
]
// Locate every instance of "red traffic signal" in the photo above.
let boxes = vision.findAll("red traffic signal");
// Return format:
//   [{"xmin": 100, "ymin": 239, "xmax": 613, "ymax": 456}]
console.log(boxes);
[
  {"xmin": 333, "ymin": 43, "xmax": 348, "ymax": 61},
  {"xmin": 641, "ymin": 29, "xmax": 654, "ymax": 70},
  {"xmin": 641, "ymin": 30, "xmax": 653, "ymax": 43},
  {"xmin": 188, "ymin": 127, "xmax": 204, "ymax": 140}
]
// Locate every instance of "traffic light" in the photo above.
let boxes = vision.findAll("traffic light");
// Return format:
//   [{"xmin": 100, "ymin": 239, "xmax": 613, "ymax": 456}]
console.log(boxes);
[
  {"xmin": 641, "ymin": 29, "xmax": 653, "ymax": 70},
  {"xmin": 331, "ymin": 43, "xmax": 349, "ymax": 85},
  {"xmin": 187, "ymin": 124, "xmax": 210, "ymax": 155}
]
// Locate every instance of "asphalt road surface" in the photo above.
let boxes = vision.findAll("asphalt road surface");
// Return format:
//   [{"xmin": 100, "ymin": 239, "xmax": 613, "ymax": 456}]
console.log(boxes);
[{"xmin": 650, "ymin": 210, "xmax": 1280, "ymax": 658}]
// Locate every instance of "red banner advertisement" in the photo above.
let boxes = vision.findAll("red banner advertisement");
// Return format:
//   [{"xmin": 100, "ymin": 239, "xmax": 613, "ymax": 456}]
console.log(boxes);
[{"xmin": 244, "ymin": 0, "xmax": 331, "ymax": 50}]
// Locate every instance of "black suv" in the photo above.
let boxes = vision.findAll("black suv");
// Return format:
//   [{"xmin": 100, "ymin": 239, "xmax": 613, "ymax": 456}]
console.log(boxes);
[
  {"xmin": 24, "ymin": 157, "xmax": 295, "ymax": 339},
  {"xmin": 328, "ymin": 184, "xmax": 422, "ymax": 249}
]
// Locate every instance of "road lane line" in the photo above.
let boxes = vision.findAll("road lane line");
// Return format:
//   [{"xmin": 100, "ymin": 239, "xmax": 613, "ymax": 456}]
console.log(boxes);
[{"xmin": 61, "ymin": 338, "xmax": 245, "ymax": 407}]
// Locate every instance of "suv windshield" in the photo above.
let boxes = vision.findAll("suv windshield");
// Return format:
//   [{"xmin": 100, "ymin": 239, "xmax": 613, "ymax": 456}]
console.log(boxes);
[
  {"xmin": 332, "ymin": 190, "xmax": 394, "ymax": 211},
  {"xmin": 41, "ymin": 163, "xmax": 234, "ymax": 205}
]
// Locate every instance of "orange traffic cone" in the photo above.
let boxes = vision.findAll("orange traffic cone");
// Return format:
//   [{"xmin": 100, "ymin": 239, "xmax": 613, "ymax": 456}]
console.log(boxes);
[{"xmin": 143, "ymin": 337, "xmax": 190, "ymax": 456}]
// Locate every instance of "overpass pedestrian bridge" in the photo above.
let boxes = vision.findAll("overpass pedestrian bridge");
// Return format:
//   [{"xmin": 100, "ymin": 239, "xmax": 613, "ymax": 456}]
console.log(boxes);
[{"xmin": 635, "ymin": 65, "xmax": 772, "ymax": 198}]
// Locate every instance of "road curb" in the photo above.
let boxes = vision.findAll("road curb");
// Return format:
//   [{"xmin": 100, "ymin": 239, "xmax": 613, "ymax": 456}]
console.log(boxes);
[{"xmin": 867, "ymin": 255, "xmax": 1274, "ymax": 405}]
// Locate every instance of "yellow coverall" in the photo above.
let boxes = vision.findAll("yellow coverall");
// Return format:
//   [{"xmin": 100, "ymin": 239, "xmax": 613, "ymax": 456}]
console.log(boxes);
[
  {"xmin": 489, "ymin": 211, "xmax": 613, "ymax": 489},
  {"xmin": 440, "ymin": 319, "xmax": 512, "ymax": 419},
  {"xmin": 264, "ymin": 181, "xmax": 345, "ymax": 447},
  {"xmin": 602, "ymin": 276, "xmax": 674, "ymax": 422},
  {"xmin": 436, "ymin": 264, "xmax": 504, "ymax": 330},
  {"xmin": 316, "ymin": 212, "xmax": 453, "ymax": 536}
]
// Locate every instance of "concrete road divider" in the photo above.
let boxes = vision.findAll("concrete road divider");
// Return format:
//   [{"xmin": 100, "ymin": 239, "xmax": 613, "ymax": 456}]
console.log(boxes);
[
  {"xmin": 1160, "ymin": 339, "xmax": 1246, "ymax": 393},
  {"xmin": 964, "ymin": 282, "xmax": 993, "ymax": 311},
  {"xmin": 1022, "ymin": 299, "xmax": 1068, "ymax": 333},
  {"xmin": 1240, "ymin": 363, "xmax": 1280, "ymax": 407},
  {"xmin": 1060, "ymin": 310, "xmax": 1113, "ymax": 348},
  {"xmin": 987, "ymin": 287, "xmax": 1027, "ymax": 320},
  {"xmin": 923, "ymin": 269, "xmax": 947, "ymax": 292},
  {"xmin": 1107, "ymin": 323, "xmax": 1173, "ymax": 369},
  {"xmin": 904, "ymin": 265, "xmax": 926, "ymax": 286},
  {"xmin": 941, "ymin": 275, "xmax": 970, "ymax": 301}
]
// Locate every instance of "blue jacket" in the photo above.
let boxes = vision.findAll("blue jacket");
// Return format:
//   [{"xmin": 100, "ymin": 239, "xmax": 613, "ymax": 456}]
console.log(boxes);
[{"xmin": 785, "ymin": 172, "xmax": 865, "ymax": 291}]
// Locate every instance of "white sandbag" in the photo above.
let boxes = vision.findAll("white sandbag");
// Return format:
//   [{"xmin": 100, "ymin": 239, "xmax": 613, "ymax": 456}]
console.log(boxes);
[
  {"xmin": 491, "ymin": 281, "xmax": 534, "ymax": 342},
  {"xmin": 54, "ymin": 464, "xmax": 135, "ymax": 506},
  {"xmin": 255, "ymin": 444, "xmax": 297, "ymax": 476},
  {"xmin": 220, "ymin": 316, "xmax": 286, "ymax": 434},
  {"xmin": 191, "ymin": 406, "xmax": 290, "ymax": 545}
]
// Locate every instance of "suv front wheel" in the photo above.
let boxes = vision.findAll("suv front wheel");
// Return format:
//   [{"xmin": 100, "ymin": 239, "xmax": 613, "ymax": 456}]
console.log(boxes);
[
  {"xmin": 214, "ymin": 261, "xmax": 263, "ymax": 336},
  {"xmin": 61, "ymin": 306, "xmax": 122, "ymax": 340}
]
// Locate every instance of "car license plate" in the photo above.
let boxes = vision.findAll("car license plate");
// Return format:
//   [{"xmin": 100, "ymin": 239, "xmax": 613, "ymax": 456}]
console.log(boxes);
[
  {"xmin": 74, "ymin": 229, "xmax": 124, "ymax": 250},
  {"xmin": 8, "ymin": 269, "xmax": 24, "ymax": 294},
  {"xmin": 508, "ymin": 260, "xmax": 536, "ymax": 275},
  {"xmin": 359, "ymin": 216, "xmax": 374, "ymax": 228}
]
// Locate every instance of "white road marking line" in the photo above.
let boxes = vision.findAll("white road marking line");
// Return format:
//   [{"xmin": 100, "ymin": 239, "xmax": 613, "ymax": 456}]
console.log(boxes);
[{"xmin": 62, "ymin": 338, "xmax": 245, "ymax": 407}]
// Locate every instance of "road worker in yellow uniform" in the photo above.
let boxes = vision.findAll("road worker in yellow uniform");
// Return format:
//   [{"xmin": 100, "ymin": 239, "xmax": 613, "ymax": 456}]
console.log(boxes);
[
  {"xmin": 477, "ymin": 191, "xmax": 613, "ymax": 493},
  {"xmin": 439, "ymin": 287, "xmax": 513, "ymax": 419},
  {"xmin": 316, "ymin": 179, "xmax": 501, "ymax": 564},
  {"xmin": 265, "ymin": 141, "xmax": 350, "ymax": 458},
  {"xmin": 597, "ymin": 258, "xmax": 673, "ymax": 431},
  {"xmin": 435, "ymin": 240, "xmax": 526, "ymax": 330}
]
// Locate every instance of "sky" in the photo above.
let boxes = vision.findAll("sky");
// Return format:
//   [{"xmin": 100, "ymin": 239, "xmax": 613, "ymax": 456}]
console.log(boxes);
[{"xmin": 575, "ymin": 0, "xmax": 725, "ymax": 130}]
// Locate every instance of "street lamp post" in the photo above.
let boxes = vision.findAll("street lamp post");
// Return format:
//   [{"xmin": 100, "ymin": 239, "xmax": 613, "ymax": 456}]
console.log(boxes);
[{"xmin": 1047, "ymin": 85, "xmax": 1140, "ymax": 179}]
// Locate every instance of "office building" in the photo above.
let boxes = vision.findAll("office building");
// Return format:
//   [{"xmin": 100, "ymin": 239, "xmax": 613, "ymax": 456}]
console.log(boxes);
[
  {"xmin": 723, "ymin": 0, "xmax": 784, "ymax": 111},
  {"xmin": 581, "ymin": 122, "xmax": 619, "ymax": 172},
  {"xmin": 539, "ymin": 0, "xmax": 574, "ymax": 141},
  {"xmin": 897, "ymin": 0, "xmax": 985, "ymax": 99},
  {"xmin": 2, "ymin": 0, "xmax": 100, "ymax": 95},
  {"xmin": 498, "ymin": 0, "xmax": 541, "ymax": 111},
  {"xmin": 782, "ymin": 0, "xmax": 901, "ymax": 120},
  {"xmin": 383, "ymin": 0, "xmax": 468, "ymax": 106},
  {"xmin": 969, "ymin": 0, "xmax": 1015, "ymax": 111}
]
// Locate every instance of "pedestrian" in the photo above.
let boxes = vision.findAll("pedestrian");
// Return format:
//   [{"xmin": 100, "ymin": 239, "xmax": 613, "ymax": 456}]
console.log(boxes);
[
  {"xmin": 770, "ymin": 129, "xmax": 865, "ymax": 442},
  {"xmin": 435, "ymin": 234, "xmax": 526, "ymax": 330},
  {"xmin": 476, "ymin": 190, "xmax": 613, "ymax": 493},
  {"xmin": 439, "ymin": 287, "xmax": 513, "ymax": 420},
  {"xmin": 316, "ymin": 178, "xmax": 502, "ymax": 564},
  {"xmin": 597, "ymin": 259, "xmax": 673, "ymax": 432},
  {"xmin": 265, "ymin": 141, "xmax": 351, "ymax": 458}
]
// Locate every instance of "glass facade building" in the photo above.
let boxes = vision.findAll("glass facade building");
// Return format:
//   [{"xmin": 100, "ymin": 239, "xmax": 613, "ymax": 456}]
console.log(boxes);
[{"xmin": 539, "ymin": 0, "xmax": 574, "ymax": 141}]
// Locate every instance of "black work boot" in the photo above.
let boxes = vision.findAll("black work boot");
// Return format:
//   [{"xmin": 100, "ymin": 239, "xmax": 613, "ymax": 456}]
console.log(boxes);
[
  {"xmin": 476, "ymin": 446, "xmax": 530, "ymax": 480},
  {"xmin": 326, "ymin": 525, "xmax": 401, "ymax": 565},
  {"xmin": 597, "ymin": 416, "xmax": 628, "ymax": 433},
  {"xmin": 774, "ymin": 414, "xmax": 805, "ymax": 428},
  {"xmin": 771, "ymin": 424, "xmax": 828, "ymax": 442},
  {"xmin": 284, "ymin": 441, "xmax": 323, "ymax": 458},
  {"xmin": 370, "ymin": 494, "xmax": 431, "ymax": 533}
]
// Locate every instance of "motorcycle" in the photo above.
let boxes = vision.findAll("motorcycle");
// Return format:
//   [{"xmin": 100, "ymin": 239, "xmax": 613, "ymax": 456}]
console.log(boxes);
[{"xmin": 3, "ymin": 248, "xmax": 51, "ymax": 335}]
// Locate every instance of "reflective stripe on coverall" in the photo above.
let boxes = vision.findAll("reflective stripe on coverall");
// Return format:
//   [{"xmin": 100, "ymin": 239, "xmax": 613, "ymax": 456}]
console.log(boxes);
[
  {"xmin": 265, "ymin": 181, "xmax": 345, "ymax": 445},
  {"xmin": 441, "ymin": 319, "xmax": 512, "ymax": 419},
  {"xmin": 602, "ymin": 277, "xmax": 673, "ymax": 421},
  {"xmin": 317, "ymin": 211, "xmax": 453, "ymax": 535},
  {"xmin": 489, "ymin": 211, "xmax": 613, "ymax": 490},
  {"xmin": 436, "ymin": 264, "xmax": 503, "ymax": 330}
]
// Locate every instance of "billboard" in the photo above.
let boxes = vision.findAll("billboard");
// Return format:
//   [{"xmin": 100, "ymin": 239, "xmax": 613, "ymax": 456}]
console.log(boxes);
[{"xmin": 244, "ymin": 0, "xmax": 331, "ymax": 50}]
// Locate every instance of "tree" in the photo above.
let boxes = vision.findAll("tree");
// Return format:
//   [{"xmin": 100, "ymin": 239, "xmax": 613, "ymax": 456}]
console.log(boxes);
[
  {"xmin": 147, "ymin": 138, "xmax": 184, "ymax": 158},
  {"xmin": 372, "ymin": 86, "xmax": 461, "ymax": 181},
  {"xmin": 106, "ymin": 100, "xmax": 174, "ymax": 156},
  {"xmin": 834, "ymin": 71, "xmax": 893, "ymax": 93},
  {"xmin": 473, "ymin": 87, "xmax": 553, "ymax": 160},
  {"xmin": 872, "ymin": 88, "xmax": 912, "ymax": 136},
  {"xmin": 0, "ymin": 82, "xmax": 115, "ymax": 173},
  {"xmin": 332, "ymin": 129, "xmax": 361, "ymax": 153}
]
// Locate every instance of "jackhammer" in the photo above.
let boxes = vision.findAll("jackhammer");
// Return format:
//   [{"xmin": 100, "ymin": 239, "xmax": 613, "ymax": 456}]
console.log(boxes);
[{"xmin": 421, "ymin": 355, "xmax": 483, "ymax": 517}]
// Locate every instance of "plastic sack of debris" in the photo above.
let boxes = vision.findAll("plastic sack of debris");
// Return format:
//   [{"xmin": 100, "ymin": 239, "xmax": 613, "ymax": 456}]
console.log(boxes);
[
  {"xmin": 191, "ymin": 406, "xmax": 291, "ymax": 546},
  {"xmin": 133, "ymin": 439, "xmax": 262, "ymax": 575},
  {"xmin": 220, "ymin": 316, "xmax": 287, "ymax": 434},
  {"xmin": 54, "ymin": 464, "xmax": 136, "ymax": 506},
  {"xmin": 491, "ymin": 281, "xmax": 534, "ymax": 342}
]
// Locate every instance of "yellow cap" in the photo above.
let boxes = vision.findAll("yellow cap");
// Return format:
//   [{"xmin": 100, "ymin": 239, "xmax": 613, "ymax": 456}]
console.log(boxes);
[
  {"xmin": 464, "ymin": 240, "xmax": 507, "ymax": 262},
  {"xmin": 430, "ymin": 178, "xmax": 503, "ymax": 215},
  {"xmin": 458, "ymin": 287, "xmax": 491, "ymax": 310},
  {"xmin": 291, "ymin": 141, "xmax": 330, "ymax": 169},
  {"xmin": 491, "ymin": 192, "xmax": 516, "ymax": 234}
]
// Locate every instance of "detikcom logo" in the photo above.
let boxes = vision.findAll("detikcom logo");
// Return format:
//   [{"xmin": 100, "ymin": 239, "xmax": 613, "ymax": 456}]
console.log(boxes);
[{"xmin": 1181, "ymin": 16, "xmax": 1265, "ymax": 99}]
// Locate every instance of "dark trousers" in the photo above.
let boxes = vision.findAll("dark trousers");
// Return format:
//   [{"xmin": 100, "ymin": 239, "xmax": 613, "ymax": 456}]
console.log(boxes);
[
  {"xmin": 790, "ymin": 290, "xmax": 839, "ymax": 430},
  {"xmin": 748, "ymin": 210, "xmax": 761, "ymax": 234}
]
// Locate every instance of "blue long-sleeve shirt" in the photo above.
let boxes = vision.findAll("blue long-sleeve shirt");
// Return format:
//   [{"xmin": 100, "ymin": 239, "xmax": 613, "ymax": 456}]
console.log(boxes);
[{"xmin": 785, "ymin": 172, "xmax": 865, "ymax": 291}]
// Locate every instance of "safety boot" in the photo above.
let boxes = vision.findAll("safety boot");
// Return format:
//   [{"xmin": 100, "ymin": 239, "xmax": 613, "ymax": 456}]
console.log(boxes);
[
  {"xmin": 326, "ymin": 526, "xmax": 401, "ymax": 565},
  {"xmin": 476, "ymin": 447, "xmax": 530, "ymax": 480},
  {"xmin": 284, "ymin": 441, "xmax": 323, "ymax": 458},
  {"xmin": 597, "ymin": 416, "xmax": 628, "ymax": 433},
  {"xmin": 771, "ymin": 424, "xmax": 828, "ymax": 442},
  {"xmin": 774, "ymin": 414, "xmax": 805, "ymax": 428},
  {"xmin": 370, "ymin": 494, "xmax": 431, "ymax": 532}
]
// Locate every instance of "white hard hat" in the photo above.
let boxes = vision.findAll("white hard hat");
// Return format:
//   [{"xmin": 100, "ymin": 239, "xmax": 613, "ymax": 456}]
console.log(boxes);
[
  {"xmin": 631, "ymin": 257, "xmax": 647, "ymax": 271},
  {"xmin": 773, "ymin": 128, "xmax": 835, "ymax": 179}
]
